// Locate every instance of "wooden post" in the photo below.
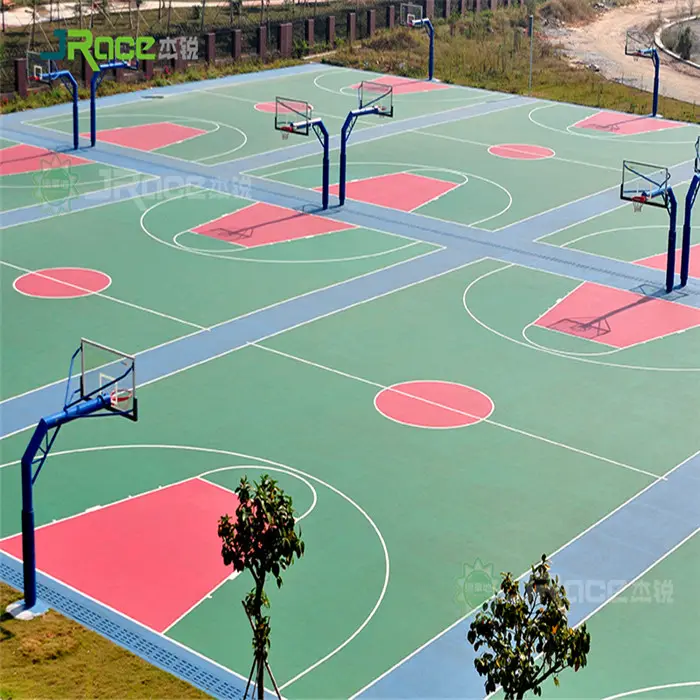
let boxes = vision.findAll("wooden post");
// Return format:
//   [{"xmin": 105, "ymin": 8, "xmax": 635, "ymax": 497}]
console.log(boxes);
[
  {"xmin": 258, "ymin": 24, "xmax": 267, "ymax": 60},
  {"xmin": 347, "ymin": 12, "xmax": 356, "ymax": 44},
  {"xmin": 278, "ymin": 22, "xmax": 292, "ymax": 57},
  {"xmin": 232, "ymin": 28, "xmax": 242, "ymax": 60},
  {"xmin": 305, "ymin": 18, "xmax": 314, "ymax": 48},
  {"xmin": 327, "ymin": 15, "xmax": 336, "ymax": 46},
  {"xmin": 205, "ymin": 32, "xmax": 215, "ymax": 63},
  {"xmin": 386, "ymin": 5, "xmax": 395, "ymax": 28},
  {"xmin": 15, "ymin": 58, "xmax": 27, "ymax": 99},
  {"xmin": 366, "ymin": 8, "xmax": 376, "ymax": 36}
]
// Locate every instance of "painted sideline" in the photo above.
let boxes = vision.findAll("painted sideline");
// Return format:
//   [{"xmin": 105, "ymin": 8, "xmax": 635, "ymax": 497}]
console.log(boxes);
[{"xmin": 354, "ymin": 450, "xmax": 700, "ymax": 698}]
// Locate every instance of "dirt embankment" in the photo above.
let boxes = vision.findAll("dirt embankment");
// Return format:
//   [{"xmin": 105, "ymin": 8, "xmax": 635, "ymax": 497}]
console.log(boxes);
[{"xmin": 544, "ymin": 0, "xmax": 700, "ymax": 106}]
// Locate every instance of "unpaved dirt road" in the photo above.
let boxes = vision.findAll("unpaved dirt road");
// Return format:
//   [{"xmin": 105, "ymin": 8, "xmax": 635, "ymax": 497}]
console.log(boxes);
[{"xmin": 550, "ymin": 0, "xmax": 699, "ymax": 106}]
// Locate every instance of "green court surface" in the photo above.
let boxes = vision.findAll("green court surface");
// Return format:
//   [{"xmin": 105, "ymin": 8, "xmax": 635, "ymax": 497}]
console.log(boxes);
[
  {"xmin": 0, "ymin": 63, "xmax": 698, "ymax": 699},
  {"xmin": 0, "ymin": 137, "xmax": 153, "ymax": 212},
  {"xmin": 536, "ymin": 532, "xmax": 699, "ymax": 700}
]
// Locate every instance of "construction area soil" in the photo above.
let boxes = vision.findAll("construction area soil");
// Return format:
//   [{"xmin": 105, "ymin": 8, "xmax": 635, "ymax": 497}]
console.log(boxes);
[{"xmin": 544, "ymin": 0, "xmax": 699, "ymax": 105}]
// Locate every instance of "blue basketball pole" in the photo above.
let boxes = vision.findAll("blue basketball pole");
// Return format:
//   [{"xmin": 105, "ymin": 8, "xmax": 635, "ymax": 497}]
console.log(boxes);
[
  {"xmin": 680, "ymin": 174, "xmax": 699, "ymax": 287},
  {"xmin": 309, "ymin": 119, "xmax": 330, "ymax": 210},
  {"xmin": 91, "ymin": 61, "xmax": 138, "ymax": 147},
  {"xmin": 650, "ymin": 49, "xmax": 660, "ymax": 117},
  {"xmin": 339, "ymin": 106, "xmax": 384, "ymax": 206},
  {"xmin": 412, "ymin": 18, "xmax": 435, "ymax": 81},
  {"xmin": 46, "ymin": 71, "xmax": 79, "ymax": 150},
  {"xmin": 664, "ymin": 188, "xmax": 678, "ymax": 293},
  {"xmin": 17, "ymin": 393, "xmax": 111, "ymax": 614}
]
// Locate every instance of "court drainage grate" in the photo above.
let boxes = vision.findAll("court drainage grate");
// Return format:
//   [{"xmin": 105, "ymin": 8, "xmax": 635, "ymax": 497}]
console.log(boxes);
[{"xmin": 0, "ymin": 555, "xmax": 247, "ymax": 699}]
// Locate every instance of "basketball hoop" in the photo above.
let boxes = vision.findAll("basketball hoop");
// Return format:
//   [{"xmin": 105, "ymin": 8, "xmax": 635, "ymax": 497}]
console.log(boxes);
[
  {"xmin": 632, "ymin": 195, "xmax": 646, "ymax": 213},
  {"xmin": 110, "ymin": 388, "xmax": 133, "ymax": 409}
]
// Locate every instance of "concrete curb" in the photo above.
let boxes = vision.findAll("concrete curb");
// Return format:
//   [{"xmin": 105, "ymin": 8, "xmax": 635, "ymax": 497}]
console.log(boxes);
[{"xmin": 654, "ymin": 15, "xmax": 700, "ymax": 71}]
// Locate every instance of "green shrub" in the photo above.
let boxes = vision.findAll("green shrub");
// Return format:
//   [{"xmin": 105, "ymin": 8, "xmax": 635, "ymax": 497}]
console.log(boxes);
[{"xmin": 675, "ymin": 25, "xmax": 694, "ymax": 60}]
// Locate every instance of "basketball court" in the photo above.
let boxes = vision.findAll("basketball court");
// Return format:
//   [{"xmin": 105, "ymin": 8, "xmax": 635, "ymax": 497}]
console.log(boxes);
[{"xmin": 0, "ymin": 54, "xmax": 699, "ymax": 700}]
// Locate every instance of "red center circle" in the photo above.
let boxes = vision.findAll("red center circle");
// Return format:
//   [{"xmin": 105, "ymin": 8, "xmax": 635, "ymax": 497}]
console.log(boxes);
[
  {"xmin": 254, "ymin": 101, "xmax": 279, "ymax": 113},
  {"xmin": 374, "ymin": 380, "xmax": 494, "ymax": 429},
  {"xmin": 14, "ymin": 267, "xmax": 112, "ymax": 299},
  {"xmin": 488, "ymin": 144, "xmax": 555, "ymax": 160}
]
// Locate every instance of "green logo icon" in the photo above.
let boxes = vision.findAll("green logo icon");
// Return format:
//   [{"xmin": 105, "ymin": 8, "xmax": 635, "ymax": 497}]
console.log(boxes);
[
  {"xmin": 33, "ymin": 155, "xmax": 79, "ymax": 212},
  {"xmin": 455, "ymin": 558, "xmax": 497, "ymax": 612}
]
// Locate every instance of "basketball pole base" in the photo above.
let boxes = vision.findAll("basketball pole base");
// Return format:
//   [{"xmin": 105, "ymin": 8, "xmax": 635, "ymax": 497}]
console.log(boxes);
[{"xmin": 6, "ymin": 598, "xmax": 49, "ymax": 620}]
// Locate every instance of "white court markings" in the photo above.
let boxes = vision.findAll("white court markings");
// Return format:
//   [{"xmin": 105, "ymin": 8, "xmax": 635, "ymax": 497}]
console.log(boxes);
[
  {"xmin": 539, "ymin": 223, "xmax": 671, "ymax": 250},
  {"xmin": 0, "ymin": 443, "xmax": 390, "ymax": 693},
  {"xmin": 602, "ymin": 683, "xmax": 700, "ymax": 700},
  {"xmin": 140, "ymin": 186, "xmax": 434, "ymax": 265},
  {"xmin": 0, "ymin": 258, "xmax": 206, "ymax": 330},
  {"xmin": 462, "ymin": 260, "xmax": 700, "ymax": 372},
  {"xmin": 28, "ymin": 112, "xmax": 248, "ymax": 165},
  {"xmin": 311, "ymin": 70, "xmax": 503, "ymax": 106},
  {"xmin": 1, "ymin": 167, "xmax": 144, "ymax": 191},
  {"xmin": 257, "ymin": 159, "xmax": 513, "ymax": 227},
  {"xmin": 528, "ymin": 104, "xmax": 700, "ymax": 146},
  {"xmin": 253, "ymin": 342, "xmax": 660, "ymax": 479}
]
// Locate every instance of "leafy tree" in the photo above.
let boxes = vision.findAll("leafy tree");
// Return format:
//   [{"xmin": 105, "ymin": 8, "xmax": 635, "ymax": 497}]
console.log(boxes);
[
  {"xmin": 218, "ymin": 475, "xmax": 305, "ymax": 700},
  {"xmin": 675, "ymin": 26, "xmax": 694, "ymax": 61},
  {"xmin": 467, "ymin": 554, "xmax": 590, "ymax": 699}
]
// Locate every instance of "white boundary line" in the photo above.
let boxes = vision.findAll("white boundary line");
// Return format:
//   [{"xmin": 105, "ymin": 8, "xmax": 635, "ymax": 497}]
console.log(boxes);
[
  {"xmin": 22, "ymin": 65, "xmax": 336, "ymax": 128},
  {"xmin": 350, "ymin": 449, "xmax": 700, "ymax": 699},
  {"xmin": 420, "ymin": 130, "xmax": 620, "ymax": 172},
  {"xmin": 373, "ymin": 379, "xmax": 495, "ymax": 430},
  {"xmin": 602, "ymin": 682, "xmax": 700, "ymax": 700},
  {"xmin": 0, "ymin": 259, "xmax": 207, "ymax": 330},
  {"xmin": 483, "ymin": 527, "xmax": 700, "ymax": 699},
  {"xmin": 1, "ymin": 170, "xmax": 149, "ymax": 193},
  {"xmin": 462, "ymin": 260, "xmax": 700, "ymax": 372},
  {"xmin": 0, "ymin": 442, "xmax": 390, "ymax": 692},
  {"xmin": 204, "ymin": 89, "xmax": 345, "ymax": 123},
  {"xmin": 139, "ymin": 185, "xmax": 444, "ymax": 265},
  {"xmin": 576, "ymin": 528, "xmax": 699, "ymax": 628},
  {"xmin": 134, "ymin": 248, "xmax": 462, "ymax": 392},
  {"xmin": 11, "ymin": 265, "xmax": 113, "ymax": 300},
  {"xmin": 251, "ymin": 342, "xmax": 661, "ymax": 480},
  {"xmin": 490, "ymin": 151, "xmax": 695, "ymax": 234},
  {"xmin": 527, "ymin": 103, "xmax": 700, "ymax": 145},
  {"xmin": 523, "ymin": 280, "xmax": 622, "ymax": 354},
  {"xmin": 0, "ymin": 177, "xmax": 181, "ymax": 231},
  {"xmin": 252, "ymin": 157, "xmax": 513, "ymax": 230},
  {"xmin": 0, "ymin": 246, "xmax": 456, "ymax": 431},
  {"xmin": 160, "ymin": 467, "xmax": 319, "ymax": 635}
]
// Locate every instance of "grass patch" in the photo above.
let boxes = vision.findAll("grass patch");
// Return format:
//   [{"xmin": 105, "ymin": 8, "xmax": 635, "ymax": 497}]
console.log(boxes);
[
  {"xmin": 0, "ymin": 582, "xmax": 210, "ymax": 699},
  {"xmin": 326, "ymin": 9, "xmax": 699, "ymax": 123}
]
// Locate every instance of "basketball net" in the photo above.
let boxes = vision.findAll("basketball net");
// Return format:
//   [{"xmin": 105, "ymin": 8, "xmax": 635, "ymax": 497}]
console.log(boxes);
[
  {"xmin": 632, "ymin": 195, "xmax": 646, "ymax": 213},
  {"xmin": 281, "ymin": 130, "xmax": 289, "ymax": 140}
]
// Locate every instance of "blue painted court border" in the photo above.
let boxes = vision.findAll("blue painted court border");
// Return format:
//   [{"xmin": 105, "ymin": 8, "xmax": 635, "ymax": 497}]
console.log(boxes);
[
  {"xmin": 1, "ymin": 65, "xmax": 700, "ymax": 699},
  {"xmin": 0, "ymin": 552, "xmax": 258, "ymax": 699},
  {"xmin": 357, "ymin": 451, "xmax": 700, "ymax": 698}
]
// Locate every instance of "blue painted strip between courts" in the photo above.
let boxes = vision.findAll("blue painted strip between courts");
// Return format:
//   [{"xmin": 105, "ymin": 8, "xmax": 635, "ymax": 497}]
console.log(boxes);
[
  {"xmin": 2, "ymin": 66, "xmax": 699, "ymax": 698},
  {"xmin": 500, "ymin": 159, "xmax": 699, "ymax": 244},
  {"xmin": 0, "ymin": 177, "xmax": 167, "ymax": 228},
  {"xmin": 0, "ymin": 246, "xmax": 483, "ymax": 437},
  {"xmin": 0, "ymin": 553, "xmax": 256, "ymax": 699},
  {"xmin": 357, "ymin": 451, "xmax": 700, "ymax": 698},
  {"xmin": 3, "ymin": 126, "xmax": 699, "ymax": 305}
]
